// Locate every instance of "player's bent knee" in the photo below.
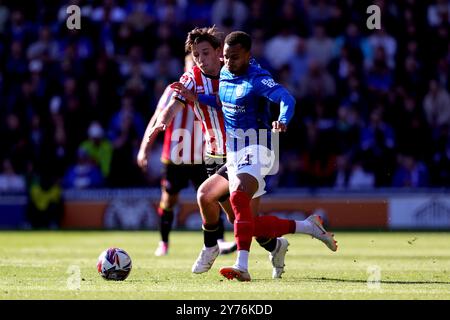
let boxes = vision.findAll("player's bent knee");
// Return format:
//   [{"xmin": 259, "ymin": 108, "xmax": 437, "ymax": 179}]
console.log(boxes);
[{"xmin": 197, "ymin": 186, "xmax": 219, "ymax": 205}]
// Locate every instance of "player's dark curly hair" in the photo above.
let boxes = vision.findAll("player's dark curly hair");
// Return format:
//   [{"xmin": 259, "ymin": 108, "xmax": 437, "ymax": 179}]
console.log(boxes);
[
  {"xmin": 224, "ymin": 31, "xmax": 252, "ymax": 51},
  {"xmin": 184, "ymin": 26, "xmax": 223, "ymax": 53}
]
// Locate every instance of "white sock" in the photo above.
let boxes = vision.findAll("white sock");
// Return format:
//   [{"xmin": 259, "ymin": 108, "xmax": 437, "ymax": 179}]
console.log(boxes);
[
  {"xmin": 204, "ymin": 244, "xmax": 218, "ymax": 251},
  {"xmin": 295, "ymin": 220, "xmax": 314, "ymax": 235},
  {"xmin": 234, "ymin": 250, "xmax": 249, "ymax": 271}
]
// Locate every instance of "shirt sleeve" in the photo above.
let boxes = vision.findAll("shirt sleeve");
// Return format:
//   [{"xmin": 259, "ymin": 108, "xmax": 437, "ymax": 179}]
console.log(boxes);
[
  {"xmin": 156, "ymin": 86, "xmax": 175, "ymax": 110},
  {"xmin": 173, "ymin": 71, "xmax": 196, "ymax": 105},
  {"xmin": 197, "ymin": 94, "xmax": 221, "ymax": 109},
  {"xmin": 253, "ymin": 74, "xmax": 296, "ymax": 125}
]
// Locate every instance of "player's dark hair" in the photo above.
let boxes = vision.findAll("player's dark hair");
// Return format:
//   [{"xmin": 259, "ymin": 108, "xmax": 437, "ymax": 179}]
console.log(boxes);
[
  {"xmin": 224, "ymin": 31, "xmax": 252, "ymax": 51},
  {"xmin": 185, "ymin": 26, "xmax": 223, "ymax": 53}
]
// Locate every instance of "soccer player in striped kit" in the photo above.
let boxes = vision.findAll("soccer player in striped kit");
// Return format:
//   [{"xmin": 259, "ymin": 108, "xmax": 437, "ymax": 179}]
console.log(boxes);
[{"xmin": 137, "ymin": 54, "xmax": 236, "ymax": 256}]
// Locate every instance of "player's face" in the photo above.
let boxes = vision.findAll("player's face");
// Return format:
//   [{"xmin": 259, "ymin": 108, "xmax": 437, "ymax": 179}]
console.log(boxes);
[
  {"xmin": 223, "ymin": 43, "xmax": 251, "ymax": 75},
  {"xmin": 191, "ymin": 41, "xmax": 221, "ymax": 76}
]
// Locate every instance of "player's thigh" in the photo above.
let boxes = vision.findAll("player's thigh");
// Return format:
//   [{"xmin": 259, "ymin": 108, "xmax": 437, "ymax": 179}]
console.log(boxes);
[
  {"xmin": 198, "ymin": 172, "xmax": 230, "ymax": 203},
  {"xmin": 161, "ymin": 163, "xmax": 190, "ymax": 195},
  {"xmin": 229, "ymin": 172, "xmax": 259, "ymax": 196}
]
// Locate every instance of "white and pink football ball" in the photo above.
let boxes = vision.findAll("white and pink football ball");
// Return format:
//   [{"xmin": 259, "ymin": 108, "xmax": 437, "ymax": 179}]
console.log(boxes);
[{"xmin": 97, "ymin": 248, "xmax": 132, "ymax": 281}]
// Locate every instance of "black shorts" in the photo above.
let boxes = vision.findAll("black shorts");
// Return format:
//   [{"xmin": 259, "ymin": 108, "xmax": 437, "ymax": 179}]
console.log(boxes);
[
  {"xmin": 161, "ymin": 163, "xmax": 208, "ymax": 195},
  {"xmin": 204, "ymin": 154, "xmax": 230, "ymax": 202},
  {"xmin": 204, "ymin": 154, "xmax": 228, "ymax": 179}
]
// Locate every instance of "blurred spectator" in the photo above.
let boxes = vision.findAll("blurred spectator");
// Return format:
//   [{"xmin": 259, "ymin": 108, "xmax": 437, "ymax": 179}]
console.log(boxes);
[
  {"xmin": 212, "ymin": 0, "xmax": 248, "ymax": 31},
  {"xmin": 5, "ymin": 41, "xmax": 28, "ymax": 91},
  {"xmin": 264, "ymin": 22, "xmax": 300, "ymax": 71},
  {"xmin": 119, "ymin": 45, "xmax": 152, "ymax": 80},
  {"xmin": 0, "ymin": 158, "xmax": 26, "ymax": 193},
  {"xmin": 427, "ymin": 0, "xmax": 450, "ymax": 27},
  {"xmin": 305, "ymin": 0, "xmax": 333, "ymax": 26},
  {"xmin": 289, "ymin": 38, "xmax": 310, "ymax": 86},
  {"xmin": 306, "ymin": 24, "xmax": 334, "ymax": 68},
  {"xmin": 423, "ymin": 79, "xmax": 450, "ymax": 132},
  {"xmin": 107, "ymin": 94, "xmax": 146, "ymax": 187},
  {"xmin": 125, "ymin": 0, "xmax": 155, "ymax": 31},
  {"xmin": 63, "ymin": 147, "xmax": 104, "ymax": 189},
  {"xmin": 392, "ymin": 153, "xmax": 429, "ymax": 188},
  {"xmin": 392, "ymin": 95, "xmax": 430, "ymax": 159},
  {"xmin": 244, "ymin": 0, "xmax": 268, "ymax": 31},
  {"xmin": 0, "ymin": 113, "xmax": 30, "ymax": 174},
  {"xmin": 91, "ymin": 0, "xmax": 127, "ymax": 24},
  {"xmin": 250, "ymin": 29, "xmax": 273, "ymax": 73},
  {"xmin": 6, "ymin": 9, "xmax": 34, "ymax": 44},
  {"xmin": 360, "ymin": 108, "xmax": 396, "ymax": 186},
  {"xmin": 430, "ymin": 124, "xmax": 450, "ymax": 186},
  {"xmin": 27, "ymin": 169, "xmax": 63, "ymax": 229},
  {"xmin": 298, "ymin": 59, "xmax": 336, "ymax": 99},
  {"xmin": 365, "ymin": 28, "xmax": 397, "ymax": 70},
  {"xmin": 334, "ymin": 105, "xmax": 361, "ymax": 155},
  {"xmin": 299, "ymin": 121, "xmax": 337, "ymax": 187},
  {"xmin": 0, "ymin": 0, "xmax": 9, "ymax": 34},
  {"xmin": 366, "ymin": 46, "xmax": 394, "ymax": 95},
  {"xmin": 26, "ymin": 26, "xmax": 58, "ymax": 62},
  {"xmin": 186, "ymin": 0, "xmax": 212, "ymax": 27},
  {"xmin": 108, "ymin": 95, "xmax": 145, "ymax": 141},
  {"xmin": 80, "ymin": 121, "xmax": 113, "ymax": 179},
  {"xmin": 334, "ymin": 154, "xmax": 375, "ymax": 190}
]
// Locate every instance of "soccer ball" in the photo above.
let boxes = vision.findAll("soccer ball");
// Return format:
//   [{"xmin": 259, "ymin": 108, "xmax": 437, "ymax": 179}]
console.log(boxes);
[{"xmin": 97, "ymin": 248, "xmax": 132, "ymax": 281}]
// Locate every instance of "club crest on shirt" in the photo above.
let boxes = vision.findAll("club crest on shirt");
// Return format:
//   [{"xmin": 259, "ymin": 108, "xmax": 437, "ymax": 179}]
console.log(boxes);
[{"xmin": 235, "ymin": 84, "xmax": 244, "ymax": 97}]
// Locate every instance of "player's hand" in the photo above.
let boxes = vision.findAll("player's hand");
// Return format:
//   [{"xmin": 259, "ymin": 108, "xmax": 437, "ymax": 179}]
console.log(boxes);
[
  {"xmin": 170, "ymin": 82, "xmax": 197, "ymax": 102},
  {"xmin": 272, "ymin": 121, "xmax": 287, "ymax": 132},
  {"xmin": 137, "ymin": 148, "xmax": 149, "ymax": 171}
]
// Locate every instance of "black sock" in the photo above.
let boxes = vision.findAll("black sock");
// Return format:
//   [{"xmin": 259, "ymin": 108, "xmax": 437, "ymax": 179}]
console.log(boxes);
[
  {"xmin": 203, "ymin": 223, "xmax": 220, "ymax": 247},
  {"xmin": 256, "ymin": 237, "xmax": 277, "ymax": 252},
  {"xmin": 159, "ymin": 208, "xmax": 174, "ymax": 243},
  {"xmin": 217, "ymin": 216, "xmax": 225, "ymax": 240}
]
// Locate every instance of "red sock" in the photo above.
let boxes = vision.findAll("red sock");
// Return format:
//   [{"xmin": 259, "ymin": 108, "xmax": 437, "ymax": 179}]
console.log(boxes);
[
  {"xmin": 254, "ymin": 216, "xmax": 296, "ymax": 238},
  {"xmin": 230, "ymin": 190, "xmax": 254, "ymax": 251}
]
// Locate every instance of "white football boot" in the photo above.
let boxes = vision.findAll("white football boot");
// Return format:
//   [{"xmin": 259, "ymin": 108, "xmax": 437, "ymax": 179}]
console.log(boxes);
[
  {"xmin": 269, "ymin": 237, "xmax": 290, "ymax": 279},
  {"xmin": 191, "ymin": 245, "xmax": 220, "ymax": 274},
  {"xmin": 306, "ymin": 215, "xmax": 338, "ymax": 251}
]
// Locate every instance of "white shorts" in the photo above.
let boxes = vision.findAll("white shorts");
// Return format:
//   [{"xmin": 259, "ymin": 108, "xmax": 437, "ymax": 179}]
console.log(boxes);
[{"xmin": 226, "ymin": 144, "xmax": 278, "ymax": 198}]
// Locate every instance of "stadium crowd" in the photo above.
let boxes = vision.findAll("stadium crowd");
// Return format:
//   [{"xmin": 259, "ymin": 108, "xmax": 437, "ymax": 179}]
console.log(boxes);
[{"xmin": 0, "ymin": 0, "xmax": 449, "ymax": 198}]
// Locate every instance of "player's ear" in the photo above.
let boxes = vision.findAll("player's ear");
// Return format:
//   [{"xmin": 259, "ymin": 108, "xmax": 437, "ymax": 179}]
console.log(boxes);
[{"xmin": 245, "ymin": 50, "xmax": 251, "ymax": 63}]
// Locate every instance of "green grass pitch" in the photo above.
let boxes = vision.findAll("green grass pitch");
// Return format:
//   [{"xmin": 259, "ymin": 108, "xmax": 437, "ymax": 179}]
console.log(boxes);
[{"xmin": 0, "ymin": 231, "xmax": 449, "ymax": 300}]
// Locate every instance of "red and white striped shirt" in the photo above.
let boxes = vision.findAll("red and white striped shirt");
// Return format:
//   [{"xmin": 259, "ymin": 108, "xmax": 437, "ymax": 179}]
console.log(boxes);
[
  {"xmin": 175, "ymin": 65, "xmax": 227, "ymax": 157},
  {"xmin": 159, "ymin": 85, "xmax": 204, "ymax": 165}
]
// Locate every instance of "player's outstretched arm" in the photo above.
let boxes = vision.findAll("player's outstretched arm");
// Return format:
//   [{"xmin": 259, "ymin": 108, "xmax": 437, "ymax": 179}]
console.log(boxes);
[
  {"xmin": 137, "ymin": 104, "xmax": 165, "ymax": 170},
  {"xmin": 136, "ymin": 99, "xmax": 184, "ymax": 170},
  {"xmin": 255, "ymin": 76, "xmax": 296, "ymax": 130}
]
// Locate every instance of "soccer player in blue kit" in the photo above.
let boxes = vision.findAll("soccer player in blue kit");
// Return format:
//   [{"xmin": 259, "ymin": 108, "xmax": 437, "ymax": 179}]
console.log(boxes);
[{"xmin": 217, "ymin": 31, "xmax": 298, "ymax": 281}]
